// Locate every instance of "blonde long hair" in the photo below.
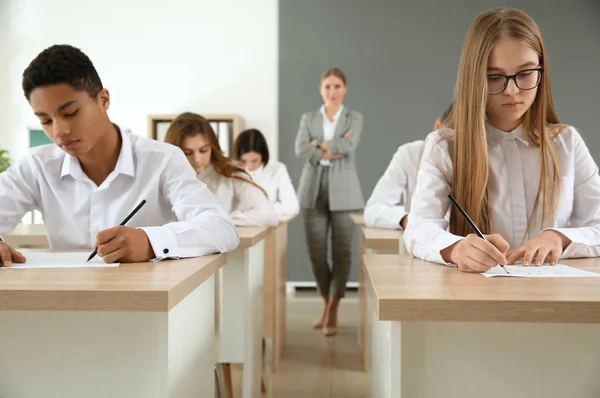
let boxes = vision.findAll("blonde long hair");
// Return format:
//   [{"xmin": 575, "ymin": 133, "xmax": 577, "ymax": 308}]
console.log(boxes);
[{"xmin": 447, "ymin": 8, "xmax": 563, "ymax": 238}]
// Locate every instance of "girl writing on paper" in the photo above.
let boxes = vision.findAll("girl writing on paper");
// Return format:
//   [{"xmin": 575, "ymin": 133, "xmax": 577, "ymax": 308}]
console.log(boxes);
[
  {"xmin": 405, "ymin": 8, "xmax": 600, "ymax": 273},
  {"xmin": 164, "ymin": 112, "xmax": 278, "ymax": 227},
  {"xmin": 234, "ymin": 129, "xmax": 300, "ymax": 220},
  {"xmin": 294, "ymin": 67, "xmax": 364, "ymax": 336}
]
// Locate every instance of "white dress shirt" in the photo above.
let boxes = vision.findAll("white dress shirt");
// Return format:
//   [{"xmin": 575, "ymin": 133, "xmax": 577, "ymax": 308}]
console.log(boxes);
[
  {"xmin": 247, "ymin": 161, "xmax": 300, "ymax": 219},
  {"xmin": 319, "ymin": 105, "xmax": 344, "ymax": 166},
  {"xmin": 405, "ymin": 122, "xmax": 600, "ymax": 265},
  {"xmin": 364, "ymin": 140, "xmax": 424, "ymax": 229},
  {"xmin": 0, "ymin": 131, "xmax": 240, "ymax": 259},
  {"xmin": 198, "ymin": 165, "xmax": 279, "ymax": 227}
]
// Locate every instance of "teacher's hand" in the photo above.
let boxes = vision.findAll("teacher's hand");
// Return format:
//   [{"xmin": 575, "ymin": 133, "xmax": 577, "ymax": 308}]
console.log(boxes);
[
  {"xmin": 0, "ymin": 242, "xmax": 26, "ymax": 267},
  {"xmin": 95, "ymin": 226, "xmax": 155, "ymax": 263},
  {"xmin": 310, "ymin": 139, "xmax": 320, "ymax": 147},
  {"xmin": 321, "ymin": 152, "xmax": 344, "ymax": 160}
]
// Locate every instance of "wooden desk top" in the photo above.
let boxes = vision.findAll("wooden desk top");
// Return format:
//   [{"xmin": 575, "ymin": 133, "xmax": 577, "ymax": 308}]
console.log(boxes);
[
  {"xmin": 277, "ymin": 214, "xmax": 296, "ymax": 225},
  {"xmin": 0, "ymin": 253, "xmax": 226, "ymax": 312},
  {"xmin": 349, "ymin": 213, "xmax": 364, "ymax": 226},
  {"xmin": 237, "ymin": 226, "xmax": 270, "ymax": 247},
  {"xmin": 4, "ymin": 224, "xmax": 49, "ymax": 246},
  {"xmin": 362, "ymin": 227, "xmax": 402, "ymax": 251},
  {"xmin": 365, "ymin": 254, "xmax": 600, "ymax": 324},
  {"xmin": 5, "ymin": 224, "xmax": 270, "ymax": 250}
]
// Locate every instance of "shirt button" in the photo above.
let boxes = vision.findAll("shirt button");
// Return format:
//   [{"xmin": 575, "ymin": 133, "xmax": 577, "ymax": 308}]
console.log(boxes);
[{"xmin": 163, "ymin": 248, "xmax": 169, "ymax": 254}]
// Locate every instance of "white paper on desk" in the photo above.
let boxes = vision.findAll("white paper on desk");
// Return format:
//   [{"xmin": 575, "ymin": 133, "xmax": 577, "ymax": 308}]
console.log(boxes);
[
  {"xmin": 482, "ymin": 262, "xmax": 600, "ymax": 278},
  {"xmin": 2, "ymin": 252, "xmax": 119, "ymax": 269}
]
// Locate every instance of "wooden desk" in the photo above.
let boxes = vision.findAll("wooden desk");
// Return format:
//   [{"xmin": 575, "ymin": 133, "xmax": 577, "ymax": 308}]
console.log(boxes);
[
  {"xmin": 263, "ymin": 215, "xmax": 294, "ymax": 372},
  {"xmin": 218, "ymin": 226, "xmax": 269, "ymax": 398},
  {"xmin": 4, "ymin": 223, "xmax": 49, "ymax": 248},
  {"xmin": 0, "ymin": 252, "xmax": 226, "ymax": 398},
  {"xmin": 365, "ymin": 254, "xmax": 600, "ymax": 398},
  {"xmin": 350, "ymin": 213, "xmax": 403, "ymax": 372}
]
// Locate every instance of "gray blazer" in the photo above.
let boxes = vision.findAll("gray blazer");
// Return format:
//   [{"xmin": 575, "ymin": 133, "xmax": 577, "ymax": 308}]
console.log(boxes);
[{"xmin": 294, "ymin": 107, "xmax": 365, "ymax": 211}]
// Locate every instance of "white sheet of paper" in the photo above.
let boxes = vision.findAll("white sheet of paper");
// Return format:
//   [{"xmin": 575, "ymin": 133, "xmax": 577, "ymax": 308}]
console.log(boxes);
[
  {"xmin": 482, "ymin": 262, "xmax": 600, "ymax": 278},
  {"xmin": 3, "ymin": 252, "xmax": 119, "ymax": 269}
]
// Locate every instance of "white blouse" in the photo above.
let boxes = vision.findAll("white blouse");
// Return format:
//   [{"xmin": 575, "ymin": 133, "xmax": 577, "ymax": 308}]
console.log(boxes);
[
  {"xmin": 247, "ymin": 161, "xmax": 300, "ymax": 219},
  {"xmin": 198, "ymin": 165, "xmax": 279, "ymax": 227},
  {"xmin": 364, "ymin": 140, "xmax": 423, "ymax": 229},
  {"xmin": 0, "ymin": 132, "xmax": 239, "ymax": 259},
  {"xmin": 319, "ymin": 105, "xmax": 344, "ymax": 166},
  {"xmin": 404, "ymin": 122, "xmax": 600, "ymax": 265}
]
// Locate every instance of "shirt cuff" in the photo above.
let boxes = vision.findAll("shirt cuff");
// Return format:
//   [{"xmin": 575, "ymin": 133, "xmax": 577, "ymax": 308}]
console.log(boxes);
[
  {"xmin": 430, "ymin": 233, "xmax": 464, "ymax": 265},
  {"xmin": 138, "ymin": 226, "xmax": 181, "ymax": 261},
  {"xmin": 544, "ymin": 227, "xmax": 589, "ymax": 258},
  {"xmin": 0, "ymin": 236, "xmax": 3, "ymax": 242}
]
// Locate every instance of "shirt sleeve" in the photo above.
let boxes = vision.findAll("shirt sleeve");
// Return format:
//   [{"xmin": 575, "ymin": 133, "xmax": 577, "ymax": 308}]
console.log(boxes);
[
  {"xmin": 403, "ymin": 133, "xmax": 463, "ymax": 265},
  {"xmin": 0, "ymin": 156, "xmax": 41, "ymax": 240},
  {"xmin": 546, "ymin": 128, "xmax": 600, "ymax": 258},
  {"xmin": 138, "ymin": 149, "xmax": 240, "ymax": 260},
  {"xmin": 364, "ymin": 145, "xmax": 410, "ymax": 229},
  {"xmin": 272, "ymin": 163, "xmax": 300, "ymax": 219},
  {"xmin": 294, "ymin": 113, "xmax": 323, "ymax": 165},
  {"xmin": 327, "ymin": 112, "xmax": 363, "ymax": 155},
  {"xmin": 229, "ymin": 177, "xmax": 279, "ymax": 227}
]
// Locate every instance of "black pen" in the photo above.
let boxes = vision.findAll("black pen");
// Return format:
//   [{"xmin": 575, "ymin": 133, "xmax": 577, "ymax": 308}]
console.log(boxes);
[
  {"xmin": 447, "ymin": 194, "xmax": 509, "ymax": 274},
  {"xmin": 87, "ymin": 199, "xmax": 147, "ymax": 262}
]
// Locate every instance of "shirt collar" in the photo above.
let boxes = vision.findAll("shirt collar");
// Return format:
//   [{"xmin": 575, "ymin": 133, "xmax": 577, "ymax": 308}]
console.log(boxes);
[
  {"xmin": 60, "ymin": 124, "xmax": 135, "ymax": 181},
  {"xmin": 320, "ymin": 104, "xmax": 344, "ymax": 122},
  {"xmin": 248, "ymin": 164, "xmax": 264, "ymax": 178},
  {"xmin": 485, "ymin": 120, "xmax": 530, "ymax": 150}
]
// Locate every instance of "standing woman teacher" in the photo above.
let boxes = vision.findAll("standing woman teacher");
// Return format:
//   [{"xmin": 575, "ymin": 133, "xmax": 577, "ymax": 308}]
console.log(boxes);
[{"xmin": 294, "ymin": 67, "xmax": 364, "ymax": 336}]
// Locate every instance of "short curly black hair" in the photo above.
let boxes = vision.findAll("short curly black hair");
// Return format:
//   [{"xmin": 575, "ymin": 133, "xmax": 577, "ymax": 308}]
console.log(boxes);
[{"xmin": 22, "ymin": 44, "xmax": 103, "ymax": 101}]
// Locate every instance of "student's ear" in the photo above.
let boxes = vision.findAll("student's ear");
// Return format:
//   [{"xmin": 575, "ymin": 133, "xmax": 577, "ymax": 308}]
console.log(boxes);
[
  {"xmin": 433, "ymin": 118, "xmax": 442, "ymax": 130},
  {"xmin": 97, "ymin": 88, "xmax": 110, "ymax": 111}
]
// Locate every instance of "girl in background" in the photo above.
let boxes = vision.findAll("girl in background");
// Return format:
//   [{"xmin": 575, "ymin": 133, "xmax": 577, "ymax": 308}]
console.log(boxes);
[
  {"xmin": 364, "ymin": 103, "xmax": 453, "ymax": 230},
  {"xmin": 164, "ymin": 112, "xmax": 278, "ymax": 227},
  {"xmin": 234, "ymin": 129, "xmax": 300, "ymax": 219}
]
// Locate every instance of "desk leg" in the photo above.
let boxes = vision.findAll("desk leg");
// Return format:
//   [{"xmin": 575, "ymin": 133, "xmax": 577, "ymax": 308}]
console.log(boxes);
[
  {"xmin": 357, "ymin": 226, "xmax": 366, "ymax": 371},
  {"xmin": 0, "ymin": 277, "xmax": 216, "ymax": 398},
  {"xmin": 273, "ymin": 223, "xmax": 288, "ymax": 372},
  {"xmin": 368, "ymin": 276, "xmax": 402, "ymax": 398},
  {"xmin": 219, "ymin": 243, "xmax": 265, "ymax": 398},
  {"xmin": 374, "ymin": 319, "xmax": 600, "ymax": 398}
]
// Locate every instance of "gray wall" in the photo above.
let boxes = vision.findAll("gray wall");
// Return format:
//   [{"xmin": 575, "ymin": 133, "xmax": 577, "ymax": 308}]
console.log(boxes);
[{"xmin": 279, "ymin": 0, "xmax": 600, "ymax": 283}]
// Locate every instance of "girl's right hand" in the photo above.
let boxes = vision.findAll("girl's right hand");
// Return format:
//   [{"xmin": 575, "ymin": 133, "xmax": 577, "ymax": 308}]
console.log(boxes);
[{"xmin": 440, "ymin": 233, "xmax": 509, "ymax": 273}]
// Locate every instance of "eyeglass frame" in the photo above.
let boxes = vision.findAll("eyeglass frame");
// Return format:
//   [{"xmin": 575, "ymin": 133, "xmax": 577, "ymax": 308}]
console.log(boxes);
[{"xmin": 486, "ymin": 67, "xmax": 544, "ymax": 95}]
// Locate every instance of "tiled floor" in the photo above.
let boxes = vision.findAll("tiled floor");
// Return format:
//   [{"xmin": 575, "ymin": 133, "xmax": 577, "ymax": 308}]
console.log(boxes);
[{"xmin": 228, "ymin": 290, "xmax": 369, "ymax": 397}]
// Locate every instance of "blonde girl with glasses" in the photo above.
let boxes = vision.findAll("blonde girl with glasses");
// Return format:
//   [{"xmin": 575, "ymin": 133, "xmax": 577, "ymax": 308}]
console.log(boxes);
[{"xmin": 404, "ymin": 8, "xmax": 600, "ymax": 272}]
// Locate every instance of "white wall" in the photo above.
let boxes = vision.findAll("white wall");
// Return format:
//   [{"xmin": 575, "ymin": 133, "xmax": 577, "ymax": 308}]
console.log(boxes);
[{"xmin": 0, "ymin": 0, "xmax": 278, "ymax": 162}]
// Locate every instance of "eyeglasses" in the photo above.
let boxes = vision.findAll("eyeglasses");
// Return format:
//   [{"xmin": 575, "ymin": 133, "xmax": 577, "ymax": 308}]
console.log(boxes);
[{"xmin": 486, "ymin": 67, "xmax": 544, "ymax": 95}]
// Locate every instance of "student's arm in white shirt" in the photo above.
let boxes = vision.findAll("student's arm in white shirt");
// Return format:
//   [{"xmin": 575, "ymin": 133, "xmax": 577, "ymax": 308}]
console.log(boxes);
[
  {"xmin": 403, "ymin": 133, "xmax": 463, "ymax": 265},
  {"xmin": 327, "ymin": 112, "xmax": 363, "ymax": 155},
  {"xmin": 273, "ymin": 163, "xmax": 300, "ymax": 218},
  {"xmin": 139, "ymin": 150, "xmax": 239, "ymax": 259},
  {"xmin": 229, "ymin": 177, "xmax": 279, "ymax": 227},
  {"xmin": 0, "ymin": 158, "xmax": 40, "ymax": 238},
  {"xmin": 294, "ymin": 113, "xmax": 323, "ymax": 165},
  {"xmin": 547, "ymin": 128, "xmax": 600, "ymax": 258},
  {"xmin": 364, "ymin": 145, "xmax": 411, "ymax": 229}
]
